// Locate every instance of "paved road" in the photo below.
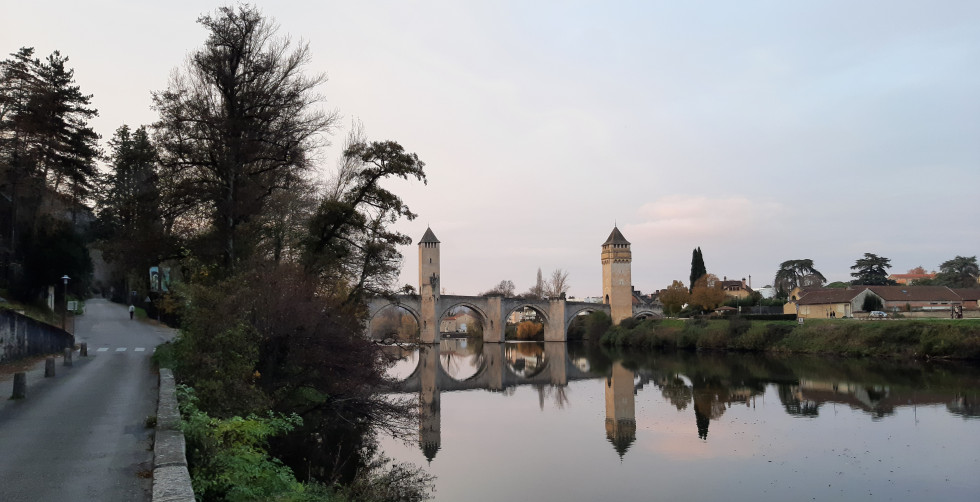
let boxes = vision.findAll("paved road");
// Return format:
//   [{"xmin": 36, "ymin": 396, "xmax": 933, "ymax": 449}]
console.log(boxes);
[{"xmin": 0, "ymin": 299, "xmax": 176, "ymax": 502}]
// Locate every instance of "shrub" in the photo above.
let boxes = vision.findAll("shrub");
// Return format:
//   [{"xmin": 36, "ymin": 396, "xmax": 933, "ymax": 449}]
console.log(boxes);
[{"xmin": 178, "ymin": 386, "xmax": 306, "ymax": 502}]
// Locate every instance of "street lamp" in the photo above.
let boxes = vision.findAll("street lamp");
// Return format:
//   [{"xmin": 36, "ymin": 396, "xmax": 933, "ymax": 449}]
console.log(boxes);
[{"xmin": 61, "ymin": 275, "xmax": 70, "ymax": 330}]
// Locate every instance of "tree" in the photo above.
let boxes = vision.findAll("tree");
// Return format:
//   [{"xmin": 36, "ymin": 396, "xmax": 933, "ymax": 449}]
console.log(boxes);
[
  {"xmin": 515, "ymin": 321, "xmax": 543, "ymax": 340},
  {"xmin": 544, "ymin": 268, "xmax": 570, "ymax": 298},
  {"xmin": 689, "ymin": 247, "xmax": 706, "ymax": 293},
  {"xmin": 935, "ymin": 256, "xmax": 979, "ymax": 288},
  {"xmin": 304, "ymin": 140, "xmax": 426, "ymax": 305},
  {"xmin": 690, "ymin": 274, "xmax": 726, "ymax": 312},
  {"xmin": 480, "ymin": 279, "xmax": 515, "ymax": 297},
  {"xmin": 862, "ymin": 294, "xmax": 883, "ymax": 312},
  {"xmin": 850, "ymin": 253, "xmax": 895, "ymax": 285},
  {"xmin": 0, "ymin": 47, "xmax": 99, "ymax": 297},
  {"xmin": 152, "ymin": 5, "xmax": 337, "ymax": 270},
  {"xmin": 907, "ymin": 266, "xmax": 928, "ymax": 275},
  {"xmin": 773, "ymin": 259, "xmax": 826, "ymax": 296},
  {"xmin": 658, "ymin": 280, "xmax": 690, "ymax": 316},
  {"xmin": 94, "ymin": 125, "xmax": 170, "ymax": 299},
  {"xmin": 522, "ymin": 267, "xmax": 545, "ymax": 299}
]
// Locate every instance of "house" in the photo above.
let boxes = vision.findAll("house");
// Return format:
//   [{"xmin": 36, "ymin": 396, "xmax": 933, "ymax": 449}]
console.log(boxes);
[
  {"xmin": 441, "ymin": 312, "xmax": 479, "ymax": 334},
  {"xmin": 720, "ymin": 277, "xmax": 753, "ymax": 300},
  {"xmin": 785, "ymin": 288, "xmax": 876, "ymax": 319},
  {"xmin": 888, "ymin": 273, "xmax": 936, "ymax": 285},
  {"xmin": 865, "ymin": 286, "xmax": 962, "ymax": 313},
  {"xmin": 952, "ymin": 289, "xmax": 980, "ymax": 310}
]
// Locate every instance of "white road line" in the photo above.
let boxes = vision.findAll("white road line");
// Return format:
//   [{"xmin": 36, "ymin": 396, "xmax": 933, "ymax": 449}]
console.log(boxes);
[
  {"xmin": 115, "ymin": 348, "xmax": 127, "ymax": 352},
  {"xmin": 97, "ymin": 348, "xmax": 109, "ymax": 352},
  {"xmin": 134, "ymin": 348, "xmax": 146, "ymax": 352}
]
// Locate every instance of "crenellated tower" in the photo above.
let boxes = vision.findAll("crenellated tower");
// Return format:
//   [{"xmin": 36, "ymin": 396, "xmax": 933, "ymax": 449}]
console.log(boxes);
[
  {"xmin": 601, "ymin": 226, "xmax": 632, "ymax": 324},
  {"xmin": 418, "ymin": 227, "xmax": 440, "ymax": 343}
]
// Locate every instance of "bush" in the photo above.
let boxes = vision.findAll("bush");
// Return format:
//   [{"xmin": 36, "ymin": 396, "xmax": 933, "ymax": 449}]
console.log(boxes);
[{"xmin": 178, "ymin": 386, "xmax": 306, "ymax": 502}]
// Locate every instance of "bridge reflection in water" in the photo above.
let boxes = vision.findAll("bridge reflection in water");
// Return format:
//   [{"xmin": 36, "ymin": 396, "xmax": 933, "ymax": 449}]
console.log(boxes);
[
  {"xmin": 382, "ymin": 341, "xmax": 980, "ymax": 462},
  {"xmin": 384, "ymin": 339, "xmax": 621, "ymax": 460}
]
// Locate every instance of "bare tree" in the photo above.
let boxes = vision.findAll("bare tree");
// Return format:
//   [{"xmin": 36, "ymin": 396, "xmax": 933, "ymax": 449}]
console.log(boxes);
[
  {"xmin": 152, "ymin": 5, "xmax": 338, "ymax": 270},
  {"xmin": 480, "ymin": 279, "xmax": 515, "ymax": 297},
  {"xmin": 544, "ymin": 268, "xmax": 570, "ymax": 298}
]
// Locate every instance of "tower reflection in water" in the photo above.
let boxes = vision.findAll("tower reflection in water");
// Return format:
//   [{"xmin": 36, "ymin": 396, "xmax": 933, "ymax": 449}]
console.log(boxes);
[
  {"xmin": 390, "ymin": 342, "xmax": 980, "ymax": 462},
  {"xmin": 605, "ymin": 362, "xmax": 636, "ymax": 457}
]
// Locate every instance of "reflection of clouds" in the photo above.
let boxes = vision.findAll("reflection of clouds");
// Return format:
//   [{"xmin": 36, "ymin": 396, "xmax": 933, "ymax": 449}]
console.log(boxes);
[
  {"xmin": 383, "ymin": 349, "xmax": 419, "ymax": 381},
  {"xmin": 440, "ymin": 352, "xmax": 482, "ymax": 380}
]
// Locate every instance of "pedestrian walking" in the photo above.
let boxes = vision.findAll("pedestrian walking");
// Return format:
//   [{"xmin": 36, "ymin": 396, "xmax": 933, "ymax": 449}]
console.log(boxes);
[{"xmin": 129, "ymin": 304, "xmax": 135, "ymax": 320}]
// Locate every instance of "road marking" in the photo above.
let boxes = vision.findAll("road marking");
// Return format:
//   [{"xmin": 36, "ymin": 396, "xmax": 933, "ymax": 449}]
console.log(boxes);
[
  {"xmin": 134, "ymin": 348, "xmax": 146, "ymax": 352},
  {"xmin": 115, "ymin": 347, "xmax": 127, "ymax": 352},
  {"xmin": 97, "ymin": 348, "xmax": 109, "ymax": 352}
]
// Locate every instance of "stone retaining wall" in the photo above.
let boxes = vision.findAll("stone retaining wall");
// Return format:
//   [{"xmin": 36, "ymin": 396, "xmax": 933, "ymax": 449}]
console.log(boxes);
[
  {"xmin": 0, "ymin": 309, "xmax": 73, "ymax": 363},
  {"xmin": 153, "ymin": 369, "xmax": 194, "ymax": 502}
]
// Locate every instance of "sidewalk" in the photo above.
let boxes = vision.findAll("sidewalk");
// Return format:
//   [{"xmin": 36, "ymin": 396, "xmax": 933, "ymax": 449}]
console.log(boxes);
[{"xmin": 0, "ymin": 349, "xmax": 81, "ymax": 413}]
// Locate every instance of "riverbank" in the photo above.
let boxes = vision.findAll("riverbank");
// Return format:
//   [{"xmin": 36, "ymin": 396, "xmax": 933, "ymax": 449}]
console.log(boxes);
[{"xmin": 599, "ymin": 317, "xmax": 980, "ymax": 360}]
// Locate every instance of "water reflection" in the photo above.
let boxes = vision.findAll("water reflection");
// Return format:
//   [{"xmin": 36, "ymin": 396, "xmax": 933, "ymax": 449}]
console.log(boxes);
[
  {"xmin": 383, "ymin": 342, "xmax": 980, "ymax": 464},
  {"xmin": 605, "ymin": 362, "xmax": 636, "ymax": 456}
]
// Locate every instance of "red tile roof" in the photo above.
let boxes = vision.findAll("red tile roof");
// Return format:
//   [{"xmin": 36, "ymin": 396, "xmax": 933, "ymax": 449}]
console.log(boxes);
[
  {"xmin": 797, "ymin": 289, "xmax": 864, "ymax": 305},
  {"xmin": 865, "ymin": 286, "xmax": 961, "ymax": 302},
  {"xmin": 952, "ymin": 288, "xmax": 980, "ymax": 301}
]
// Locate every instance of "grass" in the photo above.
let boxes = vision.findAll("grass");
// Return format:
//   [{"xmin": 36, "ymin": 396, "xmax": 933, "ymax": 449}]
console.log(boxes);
[{"xmin": 599, "ymin": 317, "xmax": 980, "ymax": 360}]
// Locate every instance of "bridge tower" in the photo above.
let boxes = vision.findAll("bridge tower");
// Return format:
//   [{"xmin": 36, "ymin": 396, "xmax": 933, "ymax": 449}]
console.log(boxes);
[
  {"xmin": 605, "ymin": 362, "xmax": 637, "ymax": 457},
  {"xmin": 601, "ymin": 226, "xmax": 632, "ymax": 324},
  {"xmin": 419, "ymin": 227, "xmax": 441, "ymax": 343}
]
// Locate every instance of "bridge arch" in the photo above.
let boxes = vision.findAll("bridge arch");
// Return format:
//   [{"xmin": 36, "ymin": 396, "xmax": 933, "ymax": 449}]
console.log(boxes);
[
  {"xmin": 438, "ymin": 301, "xmax": 490, "ymax": 330},
  {"xmin": 504, "ymin": 303, "xmax": 552, "ymax": 341},
  {"xmin": 633, "ymin": 309, "xmax": 663, "ymax": 320},
  {"xmin": 368, "ymin": 303, "xmax": 422, "ymax": 341}
]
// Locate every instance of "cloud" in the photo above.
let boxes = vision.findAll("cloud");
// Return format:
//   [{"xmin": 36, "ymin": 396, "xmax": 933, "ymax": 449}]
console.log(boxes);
[{"xmin": 628, "ymin": 195, "xmax": 786, "ymax": 240}]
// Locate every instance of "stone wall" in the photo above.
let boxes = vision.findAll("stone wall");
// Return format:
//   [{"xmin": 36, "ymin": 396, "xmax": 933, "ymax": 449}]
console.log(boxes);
[{"xmin": 0, "ymin": 309, "xmax": 73, "ymax": 363}]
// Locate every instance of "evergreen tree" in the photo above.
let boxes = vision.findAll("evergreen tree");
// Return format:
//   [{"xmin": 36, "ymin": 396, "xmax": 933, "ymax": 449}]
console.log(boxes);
[
  {"xmin": 95, "ymin": 125, "xmax": 169, "ymax": 297},
  {"xmin": 0, "ymin": 47, "xmax": 99, "ymax": 295},
  {"xmin": 774, "ymin": 259, "xmax": 826, "ymax": 296},
  {"xmin": 689, "ymin": 247, "xmax": 706, "ymax": 293},
  {"xmin": 935, "ymin": 256, "xmax": 979, "ymax": 288},
  {"xmin": 850, "ymin": 253, "xmax": 895, "ymax": 285}
]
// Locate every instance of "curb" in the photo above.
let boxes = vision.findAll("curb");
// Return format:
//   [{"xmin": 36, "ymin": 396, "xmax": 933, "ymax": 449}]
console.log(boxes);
[{"xmin": 152, "ymin": 368, "xmax": 194, "ymax": 502}]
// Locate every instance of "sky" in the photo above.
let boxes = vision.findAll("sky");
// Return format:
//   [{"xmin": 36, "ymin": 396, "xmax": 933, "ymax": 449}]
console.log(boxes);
[{"xmin": 4, "ymin": 1, "xmax": 979, "ymax": 298}]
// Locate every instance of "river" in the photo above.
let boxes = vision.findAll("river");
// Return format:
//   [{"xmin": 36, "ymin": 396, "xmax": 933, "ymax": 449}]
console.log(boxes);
[{"xmin": 380, "ymin": 339, "xmax": 980, "ymax": 501}]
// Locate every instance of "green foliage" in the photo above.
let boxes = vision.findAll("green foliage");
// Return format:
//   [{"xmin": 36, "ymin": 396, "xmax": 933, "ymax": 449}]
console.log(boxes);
[
  {"xmin": 689, "ymin": 247, "xmax": 706, "ymax": 292},
  {"xmin": 177, "ymin": 386, "xmax": 308, "ymax": 502},
  {"xmin": 152, "ymin": 341, "xmax": 177, "ymax": 369},
  {"xmin": 934, "ymin": 256, "xmax": 979, "ymax": 288},
  {"xmin": 171, "ymin": 277, "xmax": 269, "ymax": 417},
  {"xmin": 862, "ymin": 294, "xmax": 883, "ymax": 312},
  {"xmin": 584, "ymin": 311, "xmax": 612, "ymax": 340},
  {"xmin": 850, "ymin": 253, "xmax": 895, "ymax": 285},
  {"xmin": 303, "ymin": 140, "xmax": 426, "ymax": 304},
  {"xmin": 598, "ymin": 318, "xmax": 980, "ymax": 360},
  {"xmin": 12, "ymin": 218, "xmax": 93, "ymax": 301},
  {"xmin": 774, "ymin": 259, "xmax": 826, "ymax": 295}
]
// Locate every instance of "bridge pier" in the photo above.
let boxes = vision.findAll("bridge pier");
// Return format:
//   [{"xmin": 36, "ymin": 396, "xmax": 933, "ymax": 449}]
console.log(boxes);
[
  {"xmin": 419, "ymin": 344, "xmax": 441, "ymax": 460},
  {"xmin": 482, "ymin": 342, "xmax": 506, "ymax": 391},
  {"xmin": 545, "ymin": 342, "xmax": 567, "ymax": 385},
  {"xmin": 544, "ymin": 300, "xmax": 566, "ymax": 342},
  {"xmin": 483, "ymin": 296, "xmax": 505, "ymax": 343}
]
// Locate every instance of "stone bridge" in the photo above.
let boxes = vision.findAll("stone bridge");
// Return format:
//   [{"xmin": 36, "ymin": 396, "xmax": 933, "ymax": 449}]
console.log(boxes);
[
  {"xmin": 388, "ymin": 341, "xmax": 602, "ymax": 393},
  {"xmin": 368, "ymin": 226, "xmax": 662, "ymax": 343}
]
